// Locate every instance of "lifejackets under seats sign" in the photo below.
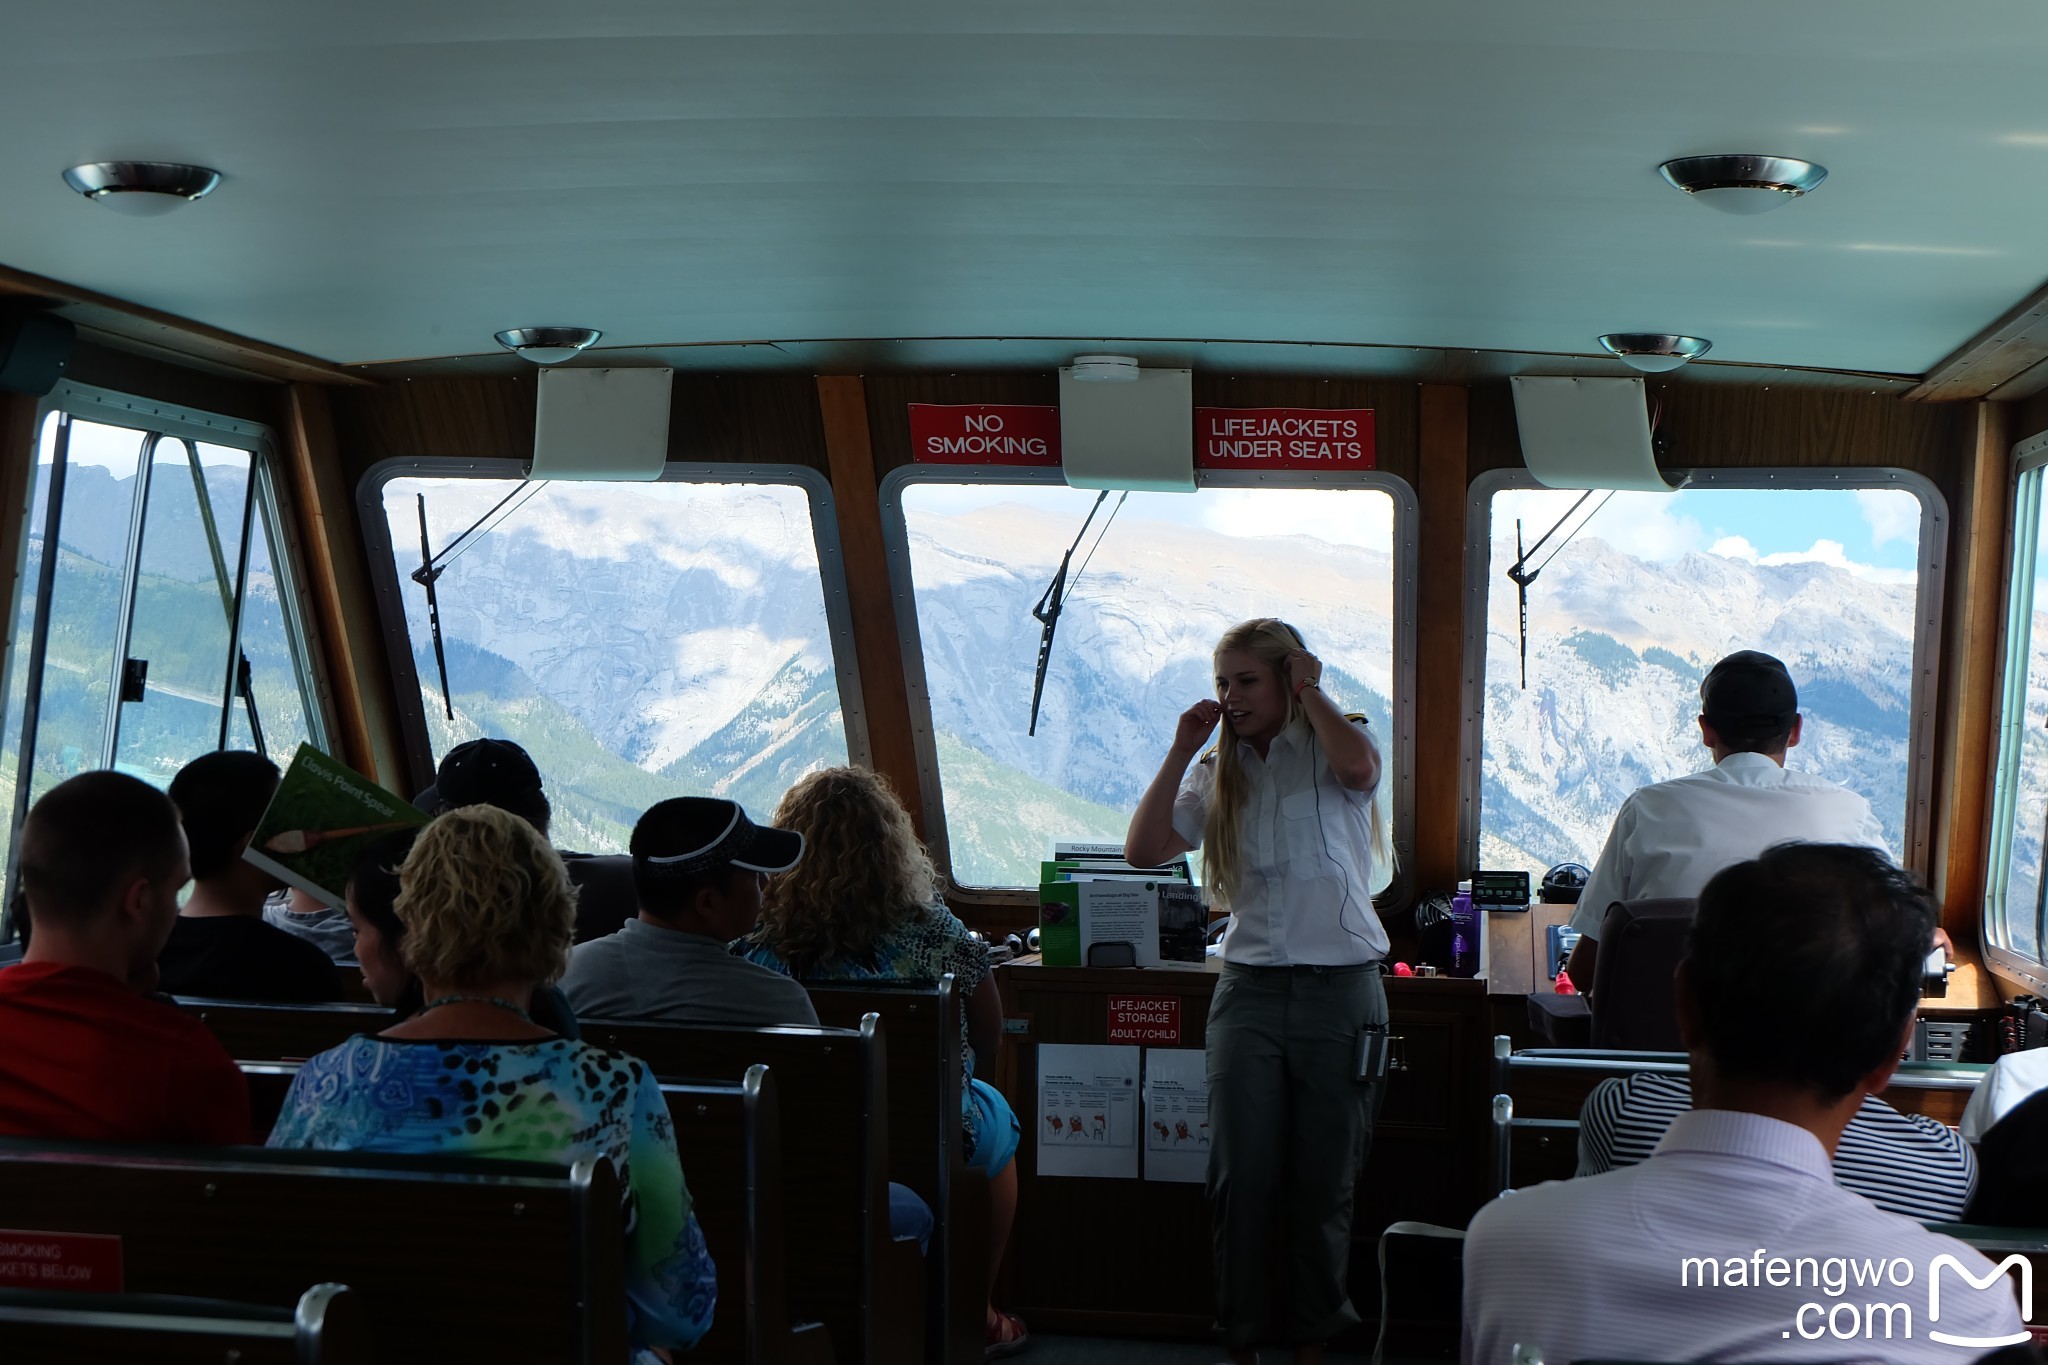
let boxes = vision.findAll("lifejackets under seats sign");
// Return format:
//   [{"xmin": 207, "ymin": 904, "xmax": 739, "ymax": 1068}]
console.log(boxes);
[
  {"xmin": 908, "ymin": 404, "xmax": 1061, "ymax": 465},
  {"xmin": 0, "ymin": 1228, "xmax": 123, "ymax": 1291},
  {"xmin": 1196, "ymin": 407, "xmax": 1375, "ymax": 470}
]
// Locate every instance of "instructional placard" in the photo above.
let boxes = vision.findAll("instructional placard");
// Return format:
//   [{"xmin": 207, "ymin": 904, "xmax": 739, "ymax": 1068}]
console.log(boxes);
[
  {"xmin": 1144, "ymin": 1048, "xmax": 1211, "ymax": 1183},
  {"xmin": 1037, "ymin": 1043, "xmax": 1141, "ymax": 1178}
]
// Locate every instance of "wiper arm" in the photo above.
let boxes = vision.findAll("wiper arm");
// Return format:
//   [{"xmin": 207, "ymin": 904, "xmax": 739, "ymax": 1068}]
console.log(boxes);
[
  {"xmin": 412, "ymin": 495, "xmax": 454, "ymax": 720},
  {"xmin": 1027, "ymin": 490, "xmax": 1125, "ymax": 737},
  {"xmin": 1504, "ymin": 489, "xmax": 1614, "ymax": 690},
  {"xmin": 408, "ymin": 481, "xmax": 547, "ymax": 720}
]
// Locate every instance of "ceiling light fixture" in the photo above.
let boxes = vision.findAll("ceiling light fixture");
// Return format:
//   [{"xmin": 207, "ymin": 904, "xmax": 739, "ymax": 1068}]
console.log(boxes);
[
  {"xmin": 61, "ymin": 161, "xmax": 221, "ymax": 216},
  {"xmin": 494, "ymin": 327, "xmax": 603, "ymax": 365},
  {"xmin": 1068, "ymin": 354, "xmax": 1141, "ymax": 383},
  {"xmin": 1598, "ymin": 334, "xmax": 1712, "ymax": 373},
  {"xmin": 1657, "ymin": 154, "xmax": 1828, "ymax": 214}
]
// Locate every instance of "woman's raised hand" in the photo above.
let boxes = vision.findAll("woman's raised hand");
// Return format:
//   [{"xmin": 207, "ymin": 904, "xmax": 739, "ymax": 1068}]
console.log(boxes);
[{"xmin": 1173, "ymin": 699, "xmax": 1223, "ymax": 754}]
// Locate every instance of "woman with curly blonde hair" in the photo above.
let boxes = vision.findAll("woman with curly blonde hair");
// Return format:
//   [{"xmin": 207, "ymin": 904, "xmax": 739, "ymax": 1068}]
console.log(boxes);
[
  {"xmin": 269, "ymin": 806, "xmax": 717, "ymax": 1360},
  {"xmin": 739, "ymin": 765, "xmax": 1029, "ymax": 1357}
]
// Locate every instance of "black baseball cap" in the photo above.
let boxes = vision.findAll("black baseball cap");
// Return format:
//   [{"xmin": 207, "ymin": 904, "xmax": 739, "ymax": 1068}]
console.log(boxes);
[
  {"xmin": 632, "ymin": 797, "xmax": 804, "ymax": 880},
  {"xmin": 435, "ymin": 738, "xmax": 544, "ymax": 811},
  {"xmin": 1700, "ymin": 651, "xmax": 1799, "ymax": 732}
]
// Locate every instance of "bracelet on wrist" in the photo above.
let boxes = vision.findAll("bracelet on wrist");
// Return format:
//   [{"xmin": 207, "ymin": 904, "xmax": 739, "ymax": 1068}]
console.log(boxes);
[{"xmin": 1295, "ymin": 678, "xmax": 1321, "ymax": 697}]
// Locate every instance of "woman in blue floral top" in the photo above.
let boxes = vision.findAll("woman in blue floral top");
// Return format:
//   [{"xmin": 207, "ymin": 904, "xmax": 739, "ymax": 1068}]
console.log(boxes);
[
  {"xmin": 269, "ymin": 805, "xmax": 716, "ymax": 1356},
  {"xmin": 736, "ymin": 766, "xmax": 1028, "ymax": 1357}
]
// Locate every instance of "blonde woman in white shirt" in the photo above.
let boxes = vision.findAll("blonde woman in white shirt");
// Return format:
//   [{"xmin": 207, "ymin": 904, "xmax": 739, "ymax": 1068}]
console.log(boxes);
[{"xmin": 1127, "ymin": 617, "xmax": 1391, "ymax": 1365}]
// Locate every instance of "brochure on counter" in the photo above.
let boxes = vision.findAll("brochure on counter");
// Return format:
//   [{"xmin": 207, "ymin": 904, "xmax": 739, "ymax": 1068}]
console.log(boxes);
[{"xmin": 1038, "ymin": 838, "xmax": 1205, "ymax": 968}]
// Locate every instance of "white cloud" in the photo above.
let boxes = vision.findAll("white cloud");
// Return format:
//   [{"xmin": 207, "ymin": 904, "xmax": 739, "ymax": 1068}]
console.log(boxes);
[
  {"xmin": 1710, "ymin": 534, "xmax": 1917, "ymax": 585},
  {"xmin": 1856, "ymin": 488, "xmax": 1920, "ymax": 550}
]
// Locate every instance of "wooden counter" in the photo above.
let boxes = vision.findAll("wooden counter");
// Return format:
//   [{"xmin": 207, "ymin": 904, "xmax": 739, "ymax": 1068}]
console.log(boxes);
[{"xmin": 991, "ymin": 958, "xmax": 1489, "ymax": 1339}]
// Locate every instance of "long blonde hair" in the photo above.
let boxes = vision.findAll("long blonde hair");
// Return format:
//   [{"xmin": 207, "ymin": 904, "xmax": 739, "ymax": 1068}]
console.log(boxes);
[
  {"xmin": 756, "ymin": 766, "xmax": 940, "ymax": 975},
  {"xmin": 1201, "ymin": 618, "xmax": 1394, "ymax": 907}
]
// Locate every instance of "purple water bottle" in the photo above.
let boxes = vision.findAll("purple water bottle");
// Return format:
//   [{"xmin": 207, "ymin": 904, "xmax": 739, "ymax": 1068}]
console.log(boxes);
[{"xmin": 1449, "ymin": 880, "xmax": 1479, "ymax": 978}]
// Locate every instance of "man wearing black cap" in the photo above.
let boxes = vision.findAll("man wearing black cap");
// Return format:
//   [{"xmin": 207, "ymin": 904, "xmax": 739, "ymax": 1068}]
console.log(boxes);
[
  {"xmin": 558, "ymin": 797, "xmax": 820, "ymax": 1027},
  {"xmin": 410, "ymin": 737, "xmax": 642, "ymax": 942},
  {"xmin": 1562, "ymin": 650, "xmax": 1887, "ymax": 993}
]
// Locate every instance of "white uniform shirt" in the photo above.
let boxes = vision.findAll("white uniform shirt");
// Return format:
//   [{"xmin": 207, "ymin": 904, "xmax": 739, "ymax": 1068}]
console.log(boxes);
[
  {"xmin": 1171, "ymin": 717, "xmax": 1387, "ymax": 966},
  {"xmin": 1959, "ymin": 1051, "xmax": 2048, "ymax": 1143},
  {"xmin": 1572, "ymin": 751, "xmax": 1889, "ymax": 939},
  {"xmin": 1463, "ymin": 1109, "xmax": 2026, "ymax": 1365}
]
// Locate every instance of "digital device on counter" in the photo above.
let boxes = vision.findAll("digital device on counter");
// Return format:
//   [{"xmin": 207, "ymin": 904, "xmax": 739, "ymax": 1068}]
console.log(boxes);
[{"xmin": 1470, "ymin": 869, "xmax": 1531, "ymax": 911}]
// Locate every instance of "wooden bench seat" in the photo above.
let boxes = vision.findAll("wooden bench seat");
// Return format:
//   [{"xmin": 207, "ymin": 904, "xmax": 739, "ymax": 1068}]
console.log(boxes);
[
  {"xmin": 663, "ymin": 1067, "xmax": 834, "ymax": 1365},
  {"xmin": 0, "ymin": 1139, "xmax": 626, "ymax": 1365},
  {"xmin": 582, "ymin": 1017, "xmax": 922, "ymax": 1365},
  {"xmin": 0, "ymin": 1283, "xmax": 366, "ymax": 1365},
  {"xmin": 808, "ymin": 978, "xmax": 990, "ymax": 1365}
]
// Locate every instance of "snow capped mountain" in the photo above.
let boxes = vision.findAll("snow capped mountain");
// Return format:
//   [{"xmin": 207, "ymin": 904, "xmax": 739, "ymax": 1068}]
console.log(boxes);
[{"xmin": 385, "ymin": 479, "xmax": 1935, "ymax": 890}]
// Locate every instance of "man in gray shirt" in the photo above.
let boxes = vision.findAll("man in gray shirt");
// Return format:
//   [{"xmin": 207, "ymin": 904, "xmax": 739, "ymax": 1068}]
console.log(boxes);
[{"xmin": 561, "ymin": 797, "xmax": 819, "ymax": 1027}]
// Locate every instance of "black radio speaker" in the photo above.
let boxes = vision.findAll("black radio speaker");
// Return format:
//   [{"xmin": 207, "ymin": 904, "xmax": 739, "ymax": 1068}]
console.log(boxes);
[{"xmin": 0, "ymin": 307, "xmax": 76, "ymax": 396}]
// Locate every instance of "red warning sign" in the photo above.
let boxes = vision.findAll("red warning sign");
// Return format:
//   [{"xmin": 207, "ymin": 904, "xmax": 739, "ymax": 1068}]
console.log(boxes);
[
  {"xmin": 908, "ymin": 404, "xmax": 1061, "ymax": 466},
  {"xmin": 1195, "ymin": 407, "xmax": 1375, "ymax": 470},
  {"xmin": 1107, "ymin": 995, "xmax": 1181, "ymax": 1046},
  {"xmin": 0, "ymin": 1229, "xmax": 123, "ymax": 1292}
]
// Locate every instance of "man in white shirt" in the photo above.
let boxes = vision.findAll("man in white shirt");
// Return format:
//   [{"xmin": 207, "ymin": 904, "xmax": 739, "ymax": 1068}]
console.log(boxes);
[
  {"xmin": 1564, "ymin": 650, "xmax": 1887, "ymax": 993},
  {"xmin": 1464, "ymin": 844, "xmax": 2025, "ymax": 1365}
]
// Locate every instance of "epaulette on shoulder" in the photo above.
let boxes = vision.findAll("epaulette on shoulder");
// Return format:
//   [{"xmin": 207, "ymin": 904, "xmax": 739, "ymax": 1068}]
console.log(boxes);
[
  {"xmin": 1200, "ymin": 749, "xmax": 1218, "ymax": 767},
  {"xmin": 1346, "ymin": 712, "xmax": 1370, "ymax": 725}
]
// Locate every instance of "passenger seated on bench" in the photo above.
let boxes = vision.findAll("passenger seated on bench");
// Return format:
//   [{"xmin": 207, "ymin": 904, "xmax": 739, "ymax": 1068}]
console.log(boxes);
[
  {"xmin": 1962, "ymin": 1086, "xmax": 2048, "ymax": 1226},
  {"xmin": 1563, "ymin": 652, "xmax": 1888, "ymax": 993},
  {"xmin": 0, "ymin": 772, "xmax": 251, "ymax": 1143},
  {"xmin": 264, "ymin": 886, "xmax": 357, "ymax": 963},
  {"xmin": 414, "ymin": 737, "xmax": 636, "ymax": 943},
  {"xmin": 158, "ymin": 752, "xmax": 341, "ymax": 1004},
  {"xmin": 560, "ymin": 797, "xmax": 820, "ymax": 1027},
  {"xmin": 270, "ymin": 807, "xmax": 716, "ymax": 1354},
  {"xmin": 739, "ymin": 766, "xmax": 1027, "ymax": 1356},
  {"xmin": 345, "ymin": 829, "xmax": 580, "ymax": 1037},
  {"xmin": 1577, "ymin": 1067, "xmax": 1976, "ymax": 1221},
  {"xmin": 562, "ymin": 797, "xmax": 933, "ymax": 1252},
  {"xmin": 1464, "ymin": 844, "xmax": 2021, "ymax": 1365}
]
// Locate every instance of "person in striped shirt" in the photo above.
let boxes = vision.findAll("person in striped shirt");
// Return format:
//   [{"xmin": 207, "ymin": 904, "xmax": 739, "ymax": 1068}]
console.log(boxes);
[{"xmin": 1578, "ymin": 1070, "xmax": 1977, "ymax": 1222}]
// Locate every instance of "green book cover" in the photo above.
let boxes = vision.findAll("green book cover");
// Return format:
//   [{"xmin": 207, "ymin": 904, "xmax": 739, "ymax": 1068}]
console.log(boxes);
[
  {"xmin": 1038, "ymin": 880, "xmax": 1081, "ymax": 966},
  {"xmin": 243, "ymin": 744, "xmax": 430, "ymax": 909}
]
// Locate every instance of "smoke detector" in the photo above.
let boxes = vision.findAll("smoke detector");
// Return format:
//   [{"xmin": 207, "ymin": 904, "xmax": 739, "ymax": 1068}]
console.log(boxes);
[
  {"xmin": 62, "ymin": 161, "xmax": 221, "ymax": 216},
  {"xmin": 1658, "ymin": 155, "xmax": 1827, "ymax": 214},
  {"xmin": 494, "ymin": 327, "xmax": 603, "ymax": 365},
  {"xmin": 1597, "ymin": 334, "xmax": 1713, "ymax": 373}
]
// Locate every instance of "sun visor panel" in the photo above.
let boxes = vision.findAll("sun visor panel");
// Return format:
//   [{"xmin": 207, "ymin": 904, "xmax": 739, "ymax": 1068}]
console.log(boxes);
[
  {"xmin": 1510, "ymin": 376, "xmax": 1674, "ymax": 492},
  {"xmin": 531, "ymin": 367, "xmax": 673, "ymax": 481}
]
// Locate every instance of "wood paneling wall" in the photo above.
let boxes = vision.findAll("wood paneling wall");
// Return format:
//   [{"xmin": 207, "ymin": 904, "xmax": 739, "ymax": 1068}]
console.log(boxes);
[{"xmin": 0, "ymin": 393, "xmax": 42, "ymax": 732}]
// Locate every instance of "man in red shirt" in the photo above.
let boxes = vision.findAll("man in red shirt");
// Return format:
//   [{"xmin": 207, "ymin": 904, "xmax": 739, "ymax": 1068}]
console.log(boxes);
[{"xmin": 0, "ymin": 771, "xmax": 251, "ymax": 1143}]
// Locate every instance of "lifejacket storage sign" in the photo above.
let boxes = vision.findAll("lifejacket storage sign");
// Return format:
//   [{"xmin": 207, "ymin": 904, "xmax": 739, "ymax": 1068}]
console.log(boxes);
[
  {"xmin": 908, "ymin": 404, "xmax": 1061, "ymax": 466},
  {"xmin": 1195, "ymin": 407, "xmax": 1375, "ymax": 470}
]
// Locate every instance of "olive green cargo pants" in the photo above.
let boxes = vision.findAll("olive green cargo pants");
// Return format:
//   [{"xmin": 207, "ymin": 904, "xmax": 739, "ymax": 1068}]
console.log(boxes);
[{"xmin": 1205, "ymin": 961, "xmax": 1388, "ymax": 1348}]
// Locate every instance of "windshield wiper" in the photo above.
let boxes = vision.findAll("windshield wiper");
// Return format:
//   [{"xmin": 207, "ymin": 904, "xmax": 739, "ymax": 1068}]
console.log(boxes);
[
  {"xmin": 408, "ymin": 480, "xmax": 547, "ymax": 719},
  {"xmin": 1505, "ymin": 489, "xmax": 1614, "ymax": 689},
  {"xmin": 1027, "ymin": 490, "xmax": 1126, "ymax": 736}
]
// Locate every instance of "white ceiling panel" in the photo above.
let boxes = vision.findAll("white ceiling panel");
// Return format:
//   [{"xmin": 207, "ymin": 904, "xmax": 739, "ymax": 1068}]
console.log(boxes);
[{"xmin": 4, "ymin": 1, "xmax": 2048, "ymax": 370}]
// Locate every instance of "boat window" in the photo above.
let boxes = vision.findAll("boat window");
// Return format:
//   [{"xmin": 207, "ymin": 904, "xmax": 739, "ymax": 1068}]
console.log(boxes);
[
  {"xmin": 0, "ymin": 408, "xmax": 326, "ymax": 891},
  {"xmin": 1987, "ymin": 440, "xmax": 2048, "ymax": 968},
  {"xmin": 1471, "ymin": 473, "xmax": 1941, "ymax": 889},
  {"xmin": 887, "ymin": 472, "xmax": 1412, "ymax": 891},
  {"xmin": 369, "ymin": 472, "xmax": 858, "ymax": 854}
]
